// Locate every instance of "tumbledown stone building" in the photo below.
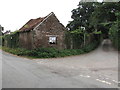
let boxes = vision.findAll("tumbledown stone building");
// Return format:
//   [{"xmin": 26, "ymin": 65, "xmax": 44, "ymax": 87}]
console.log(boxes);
[{"xmin": 19, "ymin": 12, "xmax": 67, "ymax": 49}]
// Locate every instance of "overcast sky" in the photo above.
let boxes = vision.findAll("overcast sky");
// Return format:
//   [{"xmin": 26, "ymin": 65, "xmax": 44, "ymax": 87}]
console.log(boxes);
[{"xmin": 0, "ymin": 0, "xmax": 102, "ymax": 32}]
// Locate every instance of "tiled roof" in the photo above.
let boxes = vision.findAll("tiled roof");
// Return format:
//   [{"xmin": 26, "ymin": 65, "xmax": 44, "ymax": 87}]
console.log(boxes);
[
  {"xmin": 19, "ymin": 12, "xmax": 55, "ymax": 32},
  {"xmin": 19, "ymin": 17, "xmax": 45, "ymax": 32}
]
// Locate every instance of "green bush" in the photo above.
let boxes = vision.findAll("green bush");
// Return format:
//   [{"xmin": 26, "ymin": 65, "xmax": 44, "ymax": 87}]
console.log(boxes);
[
  {"xmin": 2, "ymin": 30, "xmax": 19, "ymax": 48},
  {"xmin": 82, "ymin": 41, "xmax": 99, "ymax": 52},
  {"xmin": 109, "ymin": 12, "xmax": 120, "ymax": 51},
  {"xmin": 109, "ymin": 22, "xmax": 120, "ymax": 51},
  {"xmin": 0, "ymin": 36, "xmax": 3, "ymax": 46},
  {"xmin": 65, "ymin": 30, "xmax": 84, "ymax": 49},
  {"xmin": 2, "ymin": 40, "xmax": 99, "ymax": 58}
]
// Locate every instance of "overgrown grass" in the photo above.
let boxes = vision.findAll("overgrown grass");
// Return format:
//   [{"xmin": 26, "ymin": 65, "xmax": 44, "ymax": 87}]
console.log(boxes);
[
  {"xmin": 0, "ymin": 46, "xmax": 2, "ymax": 49},
  {"xmin": 2, "ymin": 41, "xmax": 99, "ymax": 58}
]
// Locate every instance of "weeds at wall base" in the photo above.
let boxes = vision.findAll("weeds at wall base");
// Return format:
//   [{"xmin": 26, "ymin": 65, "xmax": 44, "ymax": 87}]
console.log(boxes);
[{"xmin": 1, "ymin": 41, "xmax": 99, "ymax": 58}]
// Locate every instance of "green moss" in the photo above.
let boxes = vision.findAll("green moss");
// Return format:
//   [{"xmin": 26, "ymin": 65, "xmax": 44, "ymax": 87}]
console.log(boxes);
[{"xmin": 24, "ymin": 25, "xmax": 29, "ymax": 28}]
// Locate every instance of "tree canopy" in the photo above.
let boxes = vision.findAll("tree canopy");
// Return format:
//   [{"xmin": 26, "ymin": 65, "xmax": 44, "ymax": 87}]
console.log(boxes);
[
  {"xmin": 67, "ymin": 1, "xmax": 120, "ymax": 50},
  {"xmin": 0, "ymin": 25, "xmax": 4, "ymax": 36},
  {"xmin": 67, "ymin": 2, "xmax": 120, "ymax": 33}
]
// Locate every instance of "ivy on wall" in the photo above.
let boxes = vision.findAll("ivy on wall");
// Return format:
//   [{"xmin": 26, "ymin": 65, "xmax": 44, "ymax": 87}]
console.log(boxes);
[
  {"xmin": 2, "ymin": 31, "xmax": 19, "ymax": 48},
  {"xmin": 65, "ymin": 29, "xmax": 99, "ymax": 49}
]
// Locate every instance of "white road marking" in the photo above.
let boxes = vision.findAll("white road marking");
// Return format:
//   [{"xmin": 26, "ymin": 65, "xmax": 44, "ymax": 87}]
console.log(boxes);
[
  {"xmin": 79, "ymin": 75, "xmax": 91, "ymax": 78},
  {"xmin": 96, "ymin": 79, "xmax": 111, "ymax": 85},
  {"xmin": 112, "ymin": 80, "xmax": 118, "ymax": 83}
]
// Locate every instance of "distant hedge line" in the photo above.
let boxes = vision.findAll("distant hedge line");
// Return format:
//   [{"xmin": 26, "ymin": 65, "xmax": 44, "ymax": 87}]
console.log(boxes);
[
  {"xmin": 109, "ymin": 19, "xmax": 120, "ymax": 51},
  {"xmin": 1, "ymin": 31, "xmax": 19, "ymax": 48},
  {"xmin": 110, "ymin": 12, "xmax": 120, "ymax": 51},
  {"xmin": 65, "ymin": 30, "xmax": 100, "ymax": 49}
]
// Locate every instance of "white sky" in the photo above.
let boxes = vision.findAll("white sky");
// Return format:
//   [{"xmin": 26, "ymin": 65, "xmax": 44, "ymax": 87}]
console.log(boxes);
[{"xmin": 0, "ymin": 0, "xmax": 102, "ymax": 32}]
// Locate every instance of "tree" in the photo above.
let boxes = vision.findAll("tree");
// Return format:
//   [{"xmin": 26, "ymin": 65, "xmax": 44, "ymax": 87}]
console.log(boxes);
[
  {"xmin": 67, "ymin": 2, "xmax": 96, "ymax": 33},
  {"xmin": 89, "ymin": 2, "xmax": 120, "ymax": 38},
  {"xmin": 0, "ymin": 25, "xmax": 4, "ymax": 36},
  {"xmin": 66, "ymin": 1, "xmax": 120, "ymax": 50},
  {"xmin": 109, "ymin": 12, "xmax": 120, "ymax": 50},
  {"xmin": 67, "ymin": 1, "xmax": 120, "ymax": 32}
]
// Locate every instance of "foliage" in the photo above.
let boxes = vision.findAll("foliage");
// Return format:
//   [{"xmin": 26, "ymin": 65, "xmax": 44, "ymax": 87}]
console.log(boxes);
[
  {"xmin": 109, "ymin": 23, "xmax": 119, "ymax": 50},
  {"xmin": 67, "ymin": 2, "xmax": 119, "ymax": 33},
  {"xmin": 2, "ymin": 40, "xmax": 99, "ymax": 58},
  {"xmin": 70, "ymin": 28, "xmax": 84, "ymax": 34},
  {"xmin": 2, "ymin": 30, "xmax": 19, "ymax": 48},
  {"xmin": 66, "ymin": 2, "xmax": 102, "ymax": 49},
  {"xmin": 67, "ymin": 2, "xmax": 119, "ymax": 50},
  {"xmin": 109, "ymin": 12, "xmax": 120, "ymax": 50},
  {"xmin": 0, "ymin": 25, "xmax": 4, "ymax": 36},
  {"xmin": 65, "ymin": 27, "xmax": 99, "ymax": 49},
  {"xmin": 65, "ymin": 29, "xmax": 84, "ymax": 49},
  {"xmin": 0, "ymin": 36, "xmax": 2, "ymax": 46},
  {"xmin": 67, "ymin": 2, "xmax": 96, "ymax": 32},
  {"xmin": 93, "ymin": 31, "xmax": 102, "ymax": 34},
  {"xmin": 89, "ymin": 2, "xmax": 119, "ymax": 39}
]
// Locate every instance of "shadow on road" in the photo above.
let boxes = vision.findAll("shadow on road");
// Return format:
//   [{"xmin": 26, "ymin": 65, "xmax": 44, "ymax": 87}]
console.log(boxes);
[{"xmin": 101, "ymin": 39, "xmax": 115, "ymax": 52}]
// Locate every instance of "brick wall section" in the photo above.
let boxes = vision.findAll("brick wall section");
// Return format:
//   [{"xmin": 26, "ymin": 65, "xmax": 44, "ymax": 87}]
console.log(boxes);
[
  {"xmin": 19, "ymin": 31, "xmax": 34, "ymax": 49},
  {"xmin": 19, "ymin": 13, "xmax": 67, "ymax": 49}
]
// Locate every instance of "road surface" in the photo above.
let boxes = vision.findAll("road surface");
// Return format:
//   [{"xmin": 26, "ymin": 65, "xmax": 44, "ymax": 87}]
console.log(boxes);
[{"xmin": 1, "ymin": 39, "xmax": 119, "ymax": 88}]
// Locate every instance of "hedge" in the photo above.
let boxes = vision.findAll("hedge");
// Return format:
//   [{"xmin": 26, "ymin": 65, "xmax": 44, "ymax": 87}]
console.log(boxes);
[
  {"xmin": 2, "ymin": 31, "xmax": 19, "ymax": 48},
  {"xmin": 2, "ymin": 40, "xmax": 99, "ymax": 58}
]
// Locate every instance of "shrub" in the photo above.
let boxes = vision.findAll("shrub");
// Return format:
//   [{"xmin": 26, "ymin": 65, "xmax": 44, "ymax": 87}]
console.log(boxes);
[
  {"xmin": 109, "ymin": 22, "xmax": 120, "ymax": 51},
  {"xmin": 0, "ymin": 36, "xmax": 3, "ymax": 46},
  {"xmin": 2, "ymin": 40, "xmax": 99, "ymax": 58}
]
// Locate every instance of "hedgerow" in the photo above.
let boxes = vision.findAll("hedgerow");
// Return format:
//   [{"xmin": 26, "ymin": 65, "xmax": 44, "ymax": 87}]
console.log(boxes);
[{"xmin": 2, "ymin": 40, "xmax": 99, "ymax": 58}]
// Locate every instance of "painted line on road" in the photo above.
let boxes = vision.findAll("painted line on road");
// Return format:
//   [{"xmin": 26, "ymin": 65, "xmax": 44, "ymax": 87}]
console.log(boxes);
[
  {"xmin": 96, "ymin": 79, "xmax": 112, "ymax": 85},
  {"xmin": 79, "ymin": 74, "xmax": 91, "ymax": 78},
  {"xmin": 79, "ymin": 74, "xmax": 112, "ymax": 85},
  {"xmin": 112, "ymin": 80, "xmax": 118, "ymax": 83}
]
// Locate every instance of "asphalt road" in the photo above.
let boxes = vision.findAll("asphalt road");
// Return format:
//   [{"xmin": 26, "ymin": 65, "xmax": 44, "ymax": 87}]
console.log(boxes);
[{"xmin": 1, "ymin": 39, "xmax": 119, "ymax": 88}]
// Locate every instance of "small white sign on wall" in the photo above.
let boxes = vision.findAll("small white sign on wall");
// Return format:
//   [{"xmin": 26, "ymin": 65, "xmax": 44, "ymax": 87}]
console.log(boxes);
[{"xmin": 49, "ymin": 36, "xmax": 57, "ymax": 44}]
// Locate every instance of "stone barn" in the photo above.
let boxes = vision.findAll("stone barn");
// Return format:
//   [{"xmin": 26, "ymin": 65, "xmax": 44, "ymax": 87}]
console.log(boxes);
[{"xmin": 19, "ymin": 12, "xmax": 67, "ymax": 49}]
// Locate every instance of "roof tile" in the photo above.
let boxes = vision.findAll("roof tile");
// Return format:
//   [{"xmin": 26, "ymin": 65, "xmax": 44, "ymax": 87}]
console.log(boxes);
[{"xmin": 19, "ymin": 17, "xmax": 45, "ymax": 32}]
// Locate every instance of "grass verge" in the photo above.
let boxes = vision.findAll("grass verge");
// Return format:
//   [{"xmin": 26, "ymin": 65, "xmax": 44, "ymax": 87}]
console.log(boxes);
[{"xmin": 2, "ymin": 41, "xmax": 99, "ymax": 58}]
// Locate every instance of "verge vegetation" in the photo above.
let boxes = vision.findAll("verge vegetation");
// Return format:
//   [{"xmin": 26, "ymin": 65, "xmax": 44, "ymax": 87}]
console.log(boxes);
[
  {"xmin": 1, "ymin": 2, "xmax": 119, "ymax": 58},
  {"xmin": 2, "ymin": 40, "xmax": 99, "ymax": 58}
]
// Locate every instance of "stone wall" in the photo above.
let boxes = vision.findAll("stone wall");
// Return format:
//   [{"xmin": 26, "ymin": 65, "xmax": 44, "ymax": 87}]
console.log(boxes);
[
  {"xmin": 19, "ymin": 31, "xmax": 33, "ymax": 49},
  {"xmin": 33, "ymin": 13, "xmax": 66, "ymax": 49},
  {"xmin": 19, "ymin": 13, "xmax": 66, "ymax": 49}
]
